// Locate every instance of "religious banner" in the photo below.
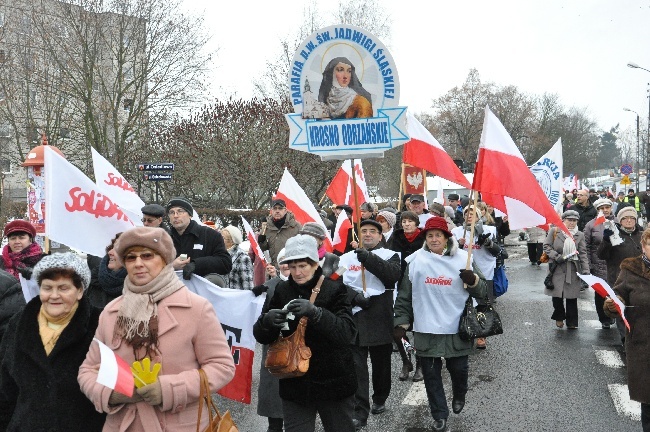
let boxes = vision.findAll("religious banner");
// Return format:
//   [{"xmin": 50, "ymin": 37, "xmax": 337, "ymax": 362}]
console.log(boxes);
[
  {"xmin": 285, "ymin": 24, "xmax": 408, "ymax": 160},
  {"xmin": 402, "ymin": 164, "xmax": 426, "ymax": 195},
  {"xmin": 529, "ymin": 138, "xmax": 563, "ymax": 213}
]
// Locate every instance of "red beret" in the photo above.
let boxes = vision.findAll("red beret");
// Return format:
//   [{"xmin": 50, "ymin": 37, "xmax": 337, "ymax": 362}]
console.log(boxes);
[
  {"xmin": 4, "ymin": 220, "xmax": 36, "ymax": 239},
  {"xmin": 422, "ymin": 217, "xmax": 452, "ymax": 238}
]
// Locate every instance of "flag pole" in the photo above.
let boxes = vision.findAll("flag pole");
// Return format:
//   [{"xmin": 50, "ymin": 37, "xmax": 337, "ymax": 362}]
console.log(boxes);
[
  {"xmin": 350, "ymin": 159, "xmax": 367, "ymax": 292},
  {"xmin": 464, "ymin": 190, "xmax": 480, "ymax": 287},
  {"xmin": 398, "ymin": 163, "xmax": 406, "ymax": 211},
  {"xmin": 422, "ymin": 169, "xmax": 427, "ymax": 206},
  {"xmin": 318, "ymin": 191, "xmax": 328, "ymax": 206}
]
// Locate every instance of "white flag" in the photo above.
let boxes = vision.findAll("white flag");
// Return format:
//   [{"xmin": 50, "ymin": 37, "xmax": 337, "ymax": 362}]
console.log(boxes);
[
  {"xmin": 530, "ymin": 138, "xmax": 563, "ymax": 213},
  {"xmin": 91, "ymin": 148, "xmax": 144, "ymax": 221}
]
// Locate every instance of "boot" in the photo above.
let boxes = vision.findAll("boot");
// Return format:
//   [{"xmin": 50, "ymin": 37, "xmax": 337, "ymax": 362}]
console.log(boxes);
[
  {"xmin": 398, "ymin": 354, "xmax": 413, "ymax": 381},
  {"xmin": 412, "ymin": 357, "xmax": 423, "ymax": 382}
]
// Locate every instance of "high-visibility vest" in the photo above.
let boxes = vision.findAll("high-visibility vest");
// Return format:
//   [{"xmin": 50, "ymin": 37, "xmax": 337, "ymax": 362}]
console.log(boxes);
[{"xmin": 626, "ymin": 195, "xmax": 641, "ymax": 212}]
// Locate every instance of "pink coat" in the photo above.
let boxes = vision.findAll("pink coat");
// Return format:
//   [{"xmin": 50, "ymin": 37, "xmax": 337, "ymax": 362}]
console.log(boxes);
[{"xmin": 78, "ymin": 287, "xmax": 235, "ymax": 432}]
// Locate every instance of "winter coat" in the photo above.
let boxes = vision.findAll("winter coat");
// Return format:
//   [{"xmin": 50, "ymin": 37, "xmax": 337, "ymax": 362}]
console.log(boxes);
[
  {"xmin": 573, "ymin": 202, "xmax": 597, "ymax": 231},
  {"xmin": 0, "ymin": 295, "xmax": 105, "ymax": 431},
  {"xmin": 223, "ymin": 246, "xmax": 254, "ymax": 290},
  {"xmin": 170, "ymin": 220, "xmax": 232, "ymax": 276},
  {"xmin": 259, "ymin": 212, "xmax": 302, "ymax": 267},
  {"xmin": 86, "ymin": 254, "xmax": 126, "ymax": 309},
  {"xmin": 388, "ymin": 228, "xmax": 425, "ymax": 290},
  {"xmin": 597, "ymin": 224, "xmax": 643, "ymax": 286},
  {"xmin": 253, "ymin": 267, "xmax": 357, "ymax": 404},
  {"xmin": 344, "ymin": 245, "xmax": 401, "ymax": 346},
  {"xmin": 613, "ymin": 256, "xmax": 650, "ymax": 404},
  {"xmin": 394, "ymin": 237, "xmax": 487, "ymax": 358},
  {"xmin": 583, "ymin": 216, "xmax": 615, "ymax": 279},
  {"xmin": 256, "ymin": 277, "xmax": 283, "ymax": 419},
  {"xmin": 78, "ymin": 287, "xmax": 236, "ymax": 432},
  {"xmin": 526, "ymin": 226, "xmax": 547, "ymax": 244},
  {"xmin": 543, "ymin": 228, "xmax": 589, "ymax": 299},
  {"xmin": 0, "ymin": 270, "xmax": 23, "ymax": 344}
]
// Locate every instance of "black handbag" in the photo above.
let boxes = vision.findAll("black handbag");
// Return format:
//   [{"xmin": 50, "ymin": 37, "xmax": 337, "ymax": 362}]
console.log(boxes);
[
  {"xmin": 544, "ymin": 261, "xmax": 557, "ymax": 290},
  {"xmin": 458, "ymin": 297, "xmax": 503, "ymax": 341}
]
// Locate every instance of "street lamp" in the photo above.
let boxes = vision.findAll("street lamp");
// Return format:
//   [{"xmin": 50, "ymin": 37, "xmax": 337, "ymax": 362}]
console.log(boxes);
[
  {"xmin": 628, "ymin": 61, "xmax": 650, "ymax": 190},
  {"xmin": 624, "ymin": 107, "xmax": 640, "ymax": 191}
]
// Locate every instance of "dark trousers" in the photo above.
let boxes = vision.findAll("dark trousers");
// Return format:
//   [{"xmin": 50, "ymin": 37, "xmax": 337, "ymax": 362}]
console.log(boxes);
[
  {"xmin": 642, "ymin": 403, "xmax": 650, "ymax": 432},
  {"xmin": 282, "ymin": 395, "xmax": 355, "ymax": 432},
  {"xmin": 594, "ymin": 292, "xmax": 610, "ymax": 324},
  {"xmin": 420, "ymin": 356, "xmax": 469, "ymax": 420},
  {"xmin": 527, "ymin": 242, "xmax": 543, "ymax": 263},
  {"xmin": 352, "ymin": 343, "xmax": 393, "ymax": 421},
  {"xmin": 551, "ymin": 297, "xmax": 578, "ymax": 327}
]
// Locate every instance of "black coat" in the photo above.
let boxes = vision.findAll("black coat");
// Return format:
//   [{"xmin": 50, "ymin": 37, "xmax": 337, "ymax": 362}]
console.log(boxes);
[
  {"xmin": 597, "ymin": 224, "xmax": 643, "ymax": 286},
  {"xmin": 0, "ymin": 295, "xmax": 105, "ymax": 431},
  {"xmin": 388, "ymin": 229, "xmax": 425, "ymax": 289},
  {"xmin": 170, "ymin": 220, "xmax": 232, "ymax": 276},
  {"xmin": 345, "ymin": 245, "xmax": 401, "ymax": 346},
  {"xmin": 573, "ymin": 202, "xmax": 597, "ymax": 231},
  {"xmin": 0, "ymin": 271, "xmax": 23, "ymax": 344},
  {"xmin": 253, "ymin": 268, "xmax": 357, "ymax": 404}
]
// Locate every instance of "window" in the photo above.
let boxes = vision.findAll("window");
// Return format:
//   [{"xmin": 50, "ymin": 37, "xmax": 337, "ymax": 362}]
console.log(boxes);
[
  {"xmin": 0, "ymin": 159, "xmax": 10, "ymax": 174},
  {"xmin": 0, "ymin": 124, "xmax": 11, "ymax": 138}
]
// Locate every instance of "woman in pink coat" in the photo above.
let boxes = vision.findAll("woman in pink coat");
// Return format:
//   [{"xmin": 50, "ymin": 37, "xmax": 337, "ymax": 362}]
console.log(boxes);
[{"xmin": 78, "ymin": 227, "xmax": 235, "ymax": 431}]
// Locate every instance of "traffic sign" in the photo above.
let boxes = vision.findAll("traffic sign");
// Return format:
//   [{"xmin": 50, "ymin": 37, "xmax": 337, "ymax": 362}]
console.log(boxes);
[
  {"xmin": 621, "ymin": 175, "xmax": 631, "ymax": 185},
  {"xmin": 620, "ymin": 164, "xmax": 633, "ymax": 175},
  {"xmin": 138, "ymin": 163, "xmax": 174, "ymax": 171},
  {"xmin": 144, "ymin": 173, "xmax": 172, "ymax": 181}
]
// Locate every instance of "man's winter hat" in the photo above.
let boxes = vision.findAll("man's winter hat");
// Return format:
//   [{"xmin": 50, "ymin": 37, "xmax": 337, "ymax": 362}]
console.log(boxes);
[
  {"xmin": 360, "ymin": 219, "xmax": 383, "ymax": 232},
  {"xmin": 561, "ymin": 210, "xmax": 580, "ymax": 220},
  {"xmin": 113, "ymin": 227, "xmax": 176, "ymax": 266},
  {"xmin": 463, "ymin": 205, "xmax": 483, "ymax": 219},
  {"xmin": 629, "ymin": 189, "xmax": 636, "ymax": 194},
  {"xmin": 336, "ymin": 204, "xmax": 354, "ymax": 214},
  {"xmin": 166, "ymin": 197, "xmax": 194, "ymax": 215},
  {"xmin": 447, "ymin": 193, "xmax": 460, "ymax": 201},
  {"xmin": 299, "ymin": 222, "xmax": 327, "ymax": 240},
  {"xmin": 376, "ymin": 211, "xmax": 396, "ymax": 228},
  {"xmin": 617, "ymin": 206, "xmax": 638, "ymax": 221},
  {"xmin": 618, "ymin": 191, "xmax": 625, "ymax": 196},
  {"xmin": 33, "ymin": 252, "xmax": 91, "ymax": 291},
  {"xmin": 429, "ymin": 202, "xmax": 446, "ymax": 217},
  {"xmin": 279, "ymin": 235, "xmax": 319, "ymax": 264},
  {"xmin": 410, "ymin": 194, "xmax": 424, "ymax": 203},
  {"xmin": 3, "ymin": 220, "xmax": 36, "ymax": 239},
  {"xmin": 421, "ymin": 217, "xmax": 452, "ymax": 238},
  {"xmin": 360, "ymin": 202, "xmax": 376, "ymax": 212},
  {"xmin": 141, "ymin": 204, "xmax": 165, "ymax": 217},
  {"xmin": 271, "ymin": 199, "xmax": 286, "ymax": 208},
  {"xmin": 593, "ymin": 198, "xmax": 612, "ymax": 209},
  {"xmin": 589, "ymin": 188, "xmax": 596, "ymax": 193},
  {"xmin": 222, "ymin": 225, "xmax": 243, "ymax": 245}
]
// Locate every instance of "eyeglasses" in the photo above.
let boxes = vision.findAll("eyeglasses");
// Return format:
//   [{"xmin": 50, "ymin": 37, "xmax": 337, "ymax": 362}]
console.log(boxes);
[
  {"xmin": 124, "ymin": 252, "xmax": 158, "ymax": 262},
  {"xmin": 141, "ymin": 217, "xmax": 159, "ymax": 223},
  {"xmin": 168, "ymin": 209, "xmax": 187, "ymax": 216},
  {"xmin": 620, "ymin": 216, "xmax": 636, "ymax": 221}
]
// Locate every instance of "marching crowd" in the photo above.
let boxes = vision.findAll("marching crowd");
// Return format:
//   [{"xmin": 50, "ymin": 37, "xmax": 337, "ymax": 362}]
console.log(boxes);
[{"xmin": 0, "ymin": 188, "xmax": 649, "ymax": 432}]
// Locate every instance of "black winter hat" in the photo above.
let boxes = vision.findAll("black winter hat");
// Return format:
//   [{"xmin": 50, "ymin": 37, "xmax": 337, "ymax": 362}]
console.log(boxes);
[{"xmin": 166, "ymin": 197, "xmax": 194, "ymax": 215}]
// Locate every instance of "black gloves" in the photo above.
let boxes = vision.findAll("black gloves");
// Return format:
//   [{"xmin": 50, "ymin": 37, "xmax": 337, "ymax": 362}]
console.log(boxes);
[
  {"xmin": 17, "ymin": 267, "xmax": 33, "ymax": 280},
  {"xmin": 251, "ymin": 284, "xmax": 269, "ymax": 297},
  {"xmin": 262, "ymin": 309, "xmax": 289, "ymax": 329},
  {"xmin": 287, "ymin": 299, "xmax": 322, "ymax": 322},
  {"xmin": 353, "ymin": 292, "xmax": 371, "ymax": 309},
  {"xmin": 477, "ymin": 232, "xmax": 492, "ymax": 246},
  {"xmin": 459, "ymin": 269, "xmax": 477, "ymax": 286},
  {"xmin": 182, "ymin": 262, "xmax": 196, "ymax": 280},
  {"xmin": 603, "ymin": 229, "xmax": 613, "ymax": 240},
  {"xmin": 354, "ymin": 248, "xmax": 370, "ymax": 263},
  {"xmin": 393, "ymin": 326, "xmax": 406, "ymax": 341},
  {"xmin": 555, "ymin": 255, "xmax": 565, "ymax": 264}
]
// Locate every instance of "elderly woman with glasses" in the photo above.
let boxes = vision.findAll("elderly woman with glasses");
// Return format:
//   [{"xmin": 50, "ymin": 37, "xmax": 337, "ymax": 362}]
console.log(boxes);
[
  {"xmin": 79, "ymin": 227, "xmax": 235, "ymax": 432},
  {"xmin": 220, "ymin": 225, "xmax": 254, "ymax": 290}
]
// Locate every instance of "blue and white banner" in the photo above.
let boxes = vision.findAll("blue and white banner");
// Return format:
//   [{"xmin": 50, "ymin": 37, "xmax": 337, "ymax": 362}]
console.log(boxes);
[{"xmin": 530, "ymin": 138, "xmax": 563, "ymax": 213}]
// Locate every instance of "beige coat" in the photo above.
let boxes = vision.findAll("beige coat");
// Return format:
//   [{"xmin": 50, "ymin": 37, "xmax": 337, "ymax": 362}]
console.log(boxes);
[{"xmin": 543, "ymin": 228, "xmax": 589, "ymax": 299}]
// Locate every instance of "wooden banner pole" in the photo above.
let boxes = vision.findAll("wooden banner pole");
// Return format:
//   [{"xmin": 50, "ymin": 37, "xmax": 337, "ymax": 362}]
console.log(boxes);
[{"xmin": 350, "ymin": 159, "xmax": 367, "ymax": 292}]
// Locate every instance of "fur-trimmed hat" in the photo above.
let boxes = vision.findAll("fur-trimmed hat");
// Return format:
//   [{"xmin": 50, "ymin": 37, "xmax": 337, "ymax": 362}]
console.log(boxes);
[
  {"xmin": 166, "ymin": 197, "xmax": 194, "ymax": 215},
  {"xmin": 4, "ymin": 220, "xmax": 36, "ymax": 239},
  {"xmin": 299, "ymin": 222, "xmax": 327, "ymax": 240},
  {"xmin": 617, "ymin": 206, "xmax": 638, "ymax": 222},
  {"xmin": 33, "ymin": 252, "xmax": 91, "ymax": 291},
  {"xmin": 422, "ymin": 217, "xmax": 452, "ymax": 238},
  {"xmin": 593, "ymin": 198, "xmax": 612, "ymax": 209},
  {"xmin": 376, "ymin": 211, "xmax": 396, "ymax": 228},
  {"xmin": 279, "ymin": 235, "xmax": 319, "ymax": 264},
  {"xmin": 561, "ymin": 210, "xmax": 580, "ymax": 220},
  {"xmin": 113, "ymin": 227, "xmax": 176, "ymax": 266},
  {"xmin": 222, "ymin": 225, "xmax": 243, "ymax": 245}
]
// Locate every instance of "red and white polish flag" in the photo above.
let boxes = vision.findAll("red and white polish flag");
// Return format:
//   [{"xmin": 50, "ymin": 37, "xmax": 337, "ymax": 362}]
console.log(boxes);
[
  {"xmin": 332, "ymin": 211, "xmax": 352, "ymax": 254},
  {"xmin": 94, "ymin": 338, "xmax": 134, "ymax": 397},
  {"xmin": 577, "ymin": 274, "xmax": 630, "ymax": 330},
  {"xmin": 241, "ymin": 216, "xmax": 266, "ymax": 266},
  {"xmin": 325, "ymin": 160, "xmax": 370, "ymax": 214},
  {"xmin": 275, "ymin": 168, "xmax": 333, "ymax": 251},
  {"xmin": 472, "ymin": 106, "xmax": 570, "ymax": 236},
  {"xmin": 594, "ymin": 210, "xmax": 606, "ymax": 226},
  {"xmin": 403, "ymin": 111, "xmax": 471, "ymax": 189}
]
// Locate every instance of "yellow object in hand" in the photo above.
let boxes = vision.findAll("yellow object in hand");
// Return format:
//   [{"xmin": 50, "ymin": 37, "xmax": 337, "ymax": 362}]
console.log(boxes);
[{"xmin": 131, "ymin": 358, "xmax": 161, "ymax": 389}]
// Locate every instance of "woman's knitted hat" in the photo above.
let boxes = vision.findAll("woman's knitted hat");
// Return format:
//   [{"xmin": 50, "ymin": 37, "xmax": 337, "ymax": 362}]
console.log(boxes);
[
  {"xmin": 222, "ymin": 225, "xmax": 243, "ymax": 245},
  {"xmin": 113, "ymin": 227, "xmax": 176, "ymax": 266},
  {"xmin": 33, "ymin": 252, "xmax": 91, "ymax": 291},
  {"xmin": 617, "ymin": 206, "xmax": 638, "ymax": 222},
  {"xmin": 376, "ymin": 211, "xmax": 396, "ymax": 228}
]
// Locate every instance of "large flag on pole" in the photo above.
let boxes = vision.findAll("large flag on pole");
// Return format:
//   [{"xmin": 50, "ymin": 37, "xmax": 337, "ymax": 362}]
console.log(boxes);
[
  {"xmin": 473, "ymin": 106, "xmax": 570, "ymax": 235},
  {"xmin": 324, "ymin": 159, "xmax": 370, "ymax": 208},
  {"xmin": 577, "ymin": 273, "xmax": 630, "ymax": 330},
  {"xmin": 91, "ymin": 148, "xmax": 145, "ymax": 222},
  {"xmin": 403, "ymin": 111, "xmax": 471, "ymax": 188},
  {"xmin": 332, "ymin": 211, "xmax": 352, "ymax": 254},
  {"xmin": 529, "ymin": 138, "xmax": 563, "ymax": 214},
  {"xmin": 275, "ymin": 168, "xmax": 333, "ymax": 250},
  {"xmin": 44, "ymin": 147, "xmax": 139, "ymax": 257}
]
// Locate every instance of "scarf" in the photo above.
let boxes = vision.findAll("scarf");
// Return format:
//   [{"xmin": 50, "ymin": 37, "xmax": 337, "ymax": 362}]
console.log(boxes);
[
  {"xmin": 272, "ymin": 215, "xmax": 286, "ymax": 230},
  {"xmin": 404, "ymin": 228, "xmax": 422, "ymax": 243},
  {"xmin": 39, "ymin": 302, "xmax": 79, "ymax": 355},
  {"xmin": 643, "ymin": 254, "xmax": 650, "ymax": 268},
  {"xmin": 1, "ymin": 242, "xmax": 43, "ymax": 278},
  {"xmin": 327, "ymin": 75, "xmax": 358, "ymax": 118},
  {"xmin": 317, "ymin": 245, "xmax": 327, "ymax": 259},
  {"xmin": 621, "ymin": 225, "xmax": 637, "ymax": 234},
  {"xmin": 562, "ymin": 226, "xmax": 579, "ymax": 261},
  {"xmin": 113, "ymin": 265, "xmax": 184, "ymax": 359},
  {"xmin": 98, "ymin": 254, "xmax": 128, "ymax": 296}
]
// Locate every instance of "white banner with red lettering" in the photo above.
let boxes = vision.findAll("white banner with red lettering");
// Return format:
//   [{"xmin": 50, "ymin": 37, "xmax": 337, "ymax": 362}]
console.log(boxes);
[
  {"xmin": 181, "ymin": 273, "xmax": 264, "ymax": 404},
  {"xmin": 44, "ymin": 147, "xmax": 140, "ymax": 257}
]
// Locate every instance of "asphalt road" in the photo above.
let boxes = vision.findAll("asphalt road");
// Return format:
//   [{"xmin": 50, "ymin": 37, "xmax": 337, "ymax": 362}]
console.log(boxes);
[{"xmin": 214, "ymin": 249, "xmax": 641, "ymax": 432}]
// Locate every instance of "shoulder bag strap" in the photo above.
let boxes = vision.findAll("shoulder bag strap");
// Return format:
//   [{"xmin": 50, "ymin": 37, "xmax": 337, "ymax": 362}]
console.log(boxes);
[
  {"xmin": 196, "ymin": 369, "xmax": 219, "ymax": 432},
  {"xmin": 308, "ymin": 275, "xmax": 324, "ymax": 303}
]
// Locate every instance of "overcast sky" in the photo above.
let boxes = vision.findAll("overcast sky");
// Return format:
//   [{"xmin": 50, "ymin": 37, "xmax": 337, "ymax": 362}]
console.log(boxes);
[{"xmin": 186, "ymin": 0, "xmax": 650, "ymax": 139}]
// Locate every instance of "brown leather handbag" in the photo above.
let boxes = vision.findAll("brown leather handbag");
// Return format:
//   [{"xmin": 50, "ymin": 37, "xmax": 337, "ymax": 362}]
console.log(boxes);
[
  {"xmin": 264, "ymin": 276, "xmax": 323, "ymax": 379},
  {"xmin": 196, "ymin": 369, "xmax": 239, "ymax": 432}
]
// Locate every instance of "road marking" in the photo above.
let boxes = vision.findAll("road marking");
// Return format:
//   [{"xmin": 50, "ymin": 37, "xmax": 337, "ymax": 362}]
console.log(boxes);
[
  {"xmin": 578, "ymin": 299, "xmax": 596, "ymax": 312},
  {"xmin": 583, "ymin": 319, "xmax": 602, "ymax": 329},
  {"xmin": 608, "ymin": 384, "xmax": 641, "ymax": 421},
  {"xmin": 402, "ymin": 381, "xmax": 428, "ymax": 406},
  {"xmin": 595, "ymin": 350, "xmax": 625, "ymax": 368}
]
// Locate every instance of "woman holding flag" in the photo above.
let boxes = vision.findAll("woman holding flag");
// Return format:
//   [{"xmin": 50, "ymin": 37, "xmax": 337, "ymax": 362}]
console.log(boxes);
[
  {"xmin": 604, "ymin": 227, "xmax": 650, "ymax": 431},
  {"xmin": 0, "ymin": 252, "xmax": 105, "ymax": 431},
  {"xmin": 78, "ymin": 227, "xmax": 235, "ymax": 432}
]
